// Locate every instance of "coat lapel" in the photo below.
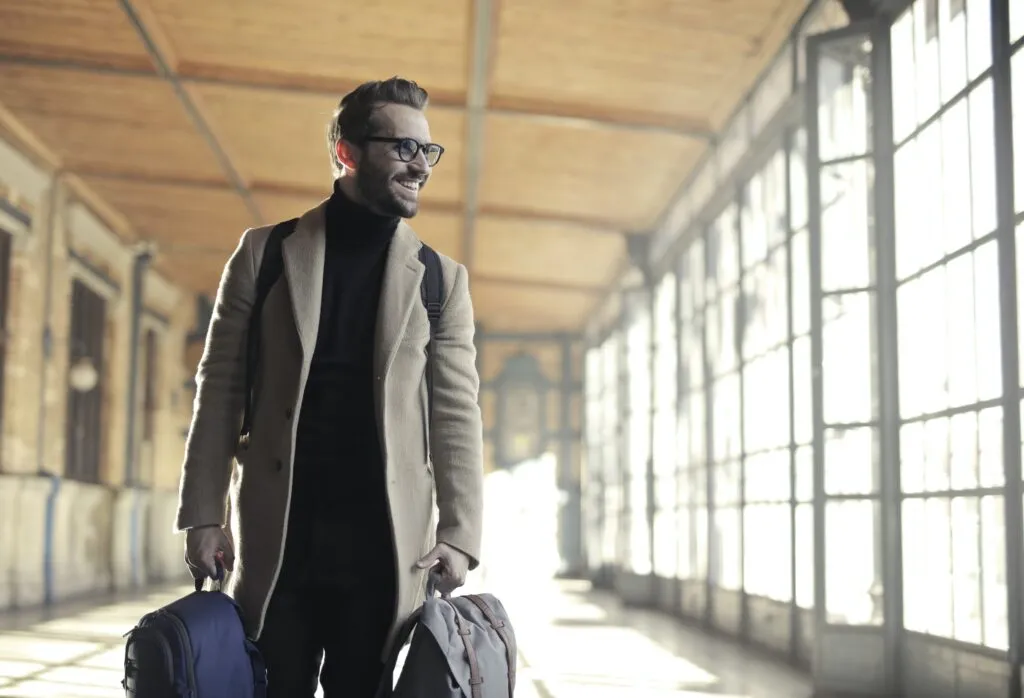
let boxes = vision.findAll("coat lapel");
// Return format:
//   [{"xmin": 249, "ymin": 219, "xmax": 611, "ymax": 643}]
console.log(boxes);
[
  {"xmin": 282, "ymin": 199, "xmax": 328, "ymax": 361},
  {"xmin": 375, "ymin": 221, "xmax": 424, "ymax": 380}
]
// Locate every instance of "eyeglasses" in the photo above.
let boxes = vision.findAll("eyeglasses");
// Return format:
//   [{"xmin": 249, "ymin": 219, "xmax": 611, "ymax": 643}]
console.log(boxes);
[{"xmin": 363, "ymin": 137, "xmax": 445, "ymax": 166}]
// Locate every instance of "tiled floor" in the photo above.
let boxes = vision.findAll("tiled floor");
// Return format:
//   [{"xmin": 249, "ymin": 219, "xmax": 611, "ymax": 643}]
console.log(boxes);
[{"xmin": 0, "ymin": 577, "xmax": 812, "ymax": 697}]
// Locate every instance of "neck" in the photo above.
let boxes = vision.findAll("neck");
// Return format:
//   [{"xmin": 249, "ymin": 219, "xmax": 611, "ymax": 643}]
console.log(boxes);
[{"xmin": 327, "ymin": 179, "xmax": 399, "ymax": 237}]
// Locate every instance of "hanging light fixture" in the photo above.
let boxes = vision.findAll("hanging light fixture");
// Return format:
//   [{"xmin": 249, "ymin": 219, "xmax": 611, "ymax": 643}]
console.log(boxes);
[{"xmin": 68, "ymin": 354, "xmax": 99, "ymax": 393}]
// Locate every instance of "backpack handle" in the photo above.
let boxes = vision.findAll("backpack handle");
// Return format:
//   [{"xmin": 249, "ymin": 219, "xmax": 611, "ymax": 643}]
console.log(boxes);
[{"xmin": 193, "ymin": 555, "xmax": 225, "ymax": 593}]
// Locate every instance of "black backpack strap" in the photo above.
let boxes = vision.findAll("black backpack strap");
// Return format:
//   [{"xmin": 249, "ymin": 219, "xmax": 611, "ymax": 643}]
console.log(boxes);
[
  {"xmin": 239, "ymin": 218, "xmax": 298, "ymax": 444},
  {"xmin": 418, "ymin": 243, "xmax": 443, "ymax": 431}
]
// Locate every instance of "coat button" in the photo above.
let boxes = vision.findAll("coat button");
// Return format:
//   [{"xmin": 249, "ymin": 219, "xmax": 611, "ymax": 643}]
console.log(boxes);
[
  {"xmin": 284, "ymin": 407, "xmax": 293, "ymax": 420},
  {"xmin": 275, "ymin": 459, "xmax": 283, "ymax": 472}
]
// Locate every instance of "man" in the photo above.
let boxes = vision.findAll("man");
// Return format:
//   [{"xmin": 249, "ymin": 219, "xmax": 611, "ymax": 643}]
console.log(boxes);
[{"xmin": 174, "ymin": 77, "xmax": 484, "ymax": 697}]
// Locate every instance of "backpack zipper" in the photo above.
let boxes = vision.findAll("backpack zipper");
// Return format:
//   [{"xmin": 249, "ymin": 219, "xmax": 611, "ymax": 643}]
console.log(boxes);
[{"xmin": 157, "ymin": 610, "xmax": 198, "ymax": 697}]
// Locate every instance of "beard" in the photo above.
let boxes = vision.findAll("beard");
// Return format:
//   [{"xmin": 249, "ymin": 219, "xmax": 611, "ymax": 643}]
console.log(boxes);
[{"xmin": 354, "ymin": 159, "xmax": 420, "ymax": 219}]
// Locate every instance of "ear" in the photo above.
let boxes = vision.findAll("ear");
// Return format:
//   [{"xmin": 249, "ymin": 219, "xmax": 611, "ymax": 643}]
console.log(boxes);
[{"xmin": 335, "ymin": 140, "xmax": 358, "ymax": 171}]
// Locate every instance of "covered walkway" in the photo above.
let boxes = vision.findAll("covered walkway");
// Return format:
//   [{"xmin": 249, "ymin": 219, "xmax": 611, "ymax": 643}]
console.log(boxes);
[{"xmin": 0, "ymin": 0, "xmax": 1023, "ymax": 696}]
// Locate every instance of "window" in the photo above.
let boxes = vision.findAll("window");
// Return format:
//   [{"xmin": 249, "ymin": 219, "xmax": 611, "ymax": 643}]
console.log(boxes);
[
  {"xmin": 740, "ymin": 151, "xmax": 794, "ymax": 603},
  {"xmin": 652, "ymin": 273, "xmax": 678, "ymax": 577},
  {"xmin": 892, "ymin": 0, "xmax": 1007, "ymax": 649},
  {"xmin": 600, "ymin": 335, "xmax": 621, "ymax": 567},
  {"xmin": 678, "ymin": 241, "xmax": 707, "ymax": 581},
  {"xmin": 625, "ymin": 304, "xmax": 652, "ymax": 575},
  {"xmin": 65, "ymin": 279, "xmax": 107, "ymax": 483},
  {"xmin": 584, "ymin": 346, "xmax": 605, "ymax": 572},
  {"xmin": 707, "ymin": 208, "xmax": 744, "ymax": 592}
]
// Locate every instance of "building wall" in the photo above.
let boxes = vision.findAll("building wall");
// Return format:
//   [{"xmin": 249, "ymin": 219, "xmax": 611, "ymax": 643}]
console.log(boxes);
[{"xmin": 0, "ymin": 134, "xmax": 195, "ymax": 610}]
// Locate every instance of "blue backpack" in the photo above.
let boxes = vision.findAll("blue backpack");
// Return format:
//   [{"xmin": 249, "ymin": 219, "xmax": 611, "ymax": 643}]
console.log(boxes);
[{"xmin": 121, "ymin": 573, "xmax": 267, "ymax": 697}]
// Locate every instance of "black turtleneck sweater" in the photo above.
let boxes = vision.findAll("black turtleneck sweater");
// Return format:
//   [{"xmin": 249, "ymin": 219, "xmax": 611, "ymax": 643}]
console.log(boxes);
[{"xmin": 279, "ymin": 183, "xmax": 399, "ymax": 590}]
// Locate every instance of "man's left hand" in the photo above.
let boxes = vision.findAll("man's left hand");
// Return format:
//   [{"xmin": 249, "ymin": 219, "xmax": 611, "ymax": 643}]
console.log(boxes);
[{"xmin": 416, "ymin": 542, "xmax": 470, "ymax": 595}]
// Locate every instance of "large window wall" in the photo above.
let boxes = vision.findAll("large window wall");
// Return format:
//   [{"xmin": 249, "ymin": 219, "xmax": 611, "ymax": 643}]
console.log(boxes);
[
  {"xmin": 583, "ymin": 0, "xmax": 1024, "ymax": 679},
  {"xmin": 892, "ymin": 0, "xmax": 1009, "ymax": 649}
]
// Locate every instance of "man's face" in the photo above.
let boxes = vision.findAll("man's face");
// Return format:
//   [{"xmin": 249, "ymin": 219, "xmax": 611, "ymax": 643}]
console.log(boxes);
[{"xmin": 349, "ymin": 103, "xmax": 433, "ymax": 218}]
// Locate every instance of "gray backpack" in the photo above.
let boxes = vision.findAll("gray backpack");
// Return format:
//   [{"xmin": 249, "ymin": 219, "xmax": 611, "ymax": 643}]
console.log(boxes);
[{"xmin": 377, "ymin": 593, "xmax": 517, "ymax": 698}]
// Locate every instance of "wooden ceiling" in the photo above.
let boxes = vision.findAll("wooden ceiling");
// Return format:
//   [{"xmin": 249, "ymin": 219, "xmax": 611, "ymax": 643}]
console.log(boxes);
[{"xmin": 0, "ymin": 0, "xmax": 809, "ymax": 332}]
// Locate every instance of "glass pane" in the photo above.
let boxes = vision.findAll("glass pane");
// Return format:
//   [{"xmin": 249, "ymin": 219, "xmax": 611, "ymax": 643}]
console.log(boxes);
[
  {"xmin": 744, "ymin": 503, "xmax": 793, "ymax": 602},
  {"xmin": 951, "ymin": 496, "xmax": 982, "ymax": 644},
  {"xmin": 982, "ymin": 495, "xmax": 1008, "ymax": 649},
  {"xmin": 822, "ymin": 292, "xmax": 876, "ymax": 424},
  {"xmin": 821, "ymin": 158, "xmax": 875, "ymax": 291},
  {"xmin": 707, "ymin": 207, "xmax": 739, "ymax": 295},
  {"xmin": 712, "ymin": 373, "xmax": 742, "ymax": 462},
  {"xmin": 742, "ymin": 248, "xmax": 789, "ymax": 358},
  {"xmin": 795, "ymin": 444, "xmax": 814, "ymax": 502},
  {"xmin": 946, "ymin": 253, "xmax": 979, "ymax": 406},
  {"xmin": 713, "ymin": 506, "xmax": 742, "ymax": 591},
  {"xmin": 938, "ymin": 0, "xmax": 968, "ymax": 103},
  {"xmin": 677, "ymin": 504, "xmax": 693, "ymax": 579},
  {"xmin": 743, "ymin": 349, "xmax": 791, "ymax": 455},
  {"xmin": 826, "ymin": 499, "xmax": 882, "ymax": 624},
  {"xmin": 793, "ymin": 335, "xmax": 813, "ymax": 446},
  {"xmin": 653, "ymin": 508, "xmax": 677, "ymax": 578},
  {"xmin": 898, "ymin": 269, "xmax": 948, "ymax": 418},
  {"xmin": 714, "ymin": 459, "xmax": 741, "ymax": 506},
  {"xmin": 791, "ymin": 229, "xmax": 811, "ymax": 337},
  {"xmin": 913, "ymin": 0, "xmax": 942, "ymax": 126},
  {"xmin": 790, "ymin": 129, "xmax": 809, "ymax": 231},
  {"xmin": 894, "ymin": 120, "xmax": 943, "ymax": 279},
  {"xmin": 1015, "ymin": 49, "xmax": 1024, "ymax": 215},
  {"xmin": 902, "ymin": 497, "xmax": 953, "ymax": 637},
  {"xmin": 825, "ymin": 427, "xmax": 878, "ymax": 496},
  {"xmin": 627, "ymin": 310, "xmax": 651, "ymax": 474},
  {"xmin": 795, "ymin": 502, "xmax": 815, "ymax": 608},
  {"xmin": 940, "ymin": 100, "xmax": 973, "ymax": 256},
  {"xmin": 966, "ymin": 0, "xmax": 992, "ymax": 80},
  {"xmin": 629, "ymin": 474, "xmax": 651, "ymax": 575},
  {"xmin": 978, "ymin": 407, "xmax": 1004, "ymax": 488},
  {"xmin": 891, "ymin": 7, "xmax": 918, "ymax": 143},
  {"xmin": 816, "ymin": 36, "xmax": 873, "ymax": 161},
  {"xmin": 695, "ymin": 503, "xmax": 709, "ymax": 578},
  {"xmin": 745, "ymin": 449, "xmax": 791, "ymax": 503},
  {"xmin": 973, "ymin": 242, "xmax": 1002, "ymax": 401},
  {"xmin": 969, "ymin": 79, "xmax": 997, "ymax": 238}
]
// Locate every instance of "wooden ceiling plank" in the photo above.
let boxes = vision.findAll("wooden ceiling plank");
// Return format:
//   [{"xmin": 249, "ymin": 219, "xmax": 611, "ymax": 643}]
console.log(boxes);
[
  {"xmin": 116, "ymin": 0, "xmax": 262, "ymax": 225},
  {"xmin": 0, "ymin": 0, "xmax": 155, "ymax": 72}
]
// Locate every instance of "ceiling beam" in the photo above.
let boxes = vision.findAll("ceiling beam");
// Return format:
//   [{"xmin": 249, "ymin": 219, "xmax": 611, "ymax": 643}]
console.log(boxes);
[
  {"xmin": 0, "ymin": 51, "xmax": 712, "ymax": 139},
  {"xmin": 460, "ymin": 0, "xmax": 499, "ymax": 275},
  {"xmin": 116, "ymin": 0, "xmax": 262, "ymax": 225}
]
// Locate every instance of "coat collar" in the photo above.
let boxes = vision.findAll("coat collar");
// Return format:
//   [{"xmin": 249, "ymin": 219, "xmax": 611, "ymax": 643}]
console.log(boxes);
[{"xmin": 280, "ymin": 196, "xmax": 424, "ymax": 378}]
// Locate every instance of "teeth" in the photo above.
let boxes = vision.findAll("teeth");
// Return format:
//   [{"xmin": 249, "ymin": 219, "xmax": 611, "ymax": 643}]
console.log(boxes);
[{"xmin": 398, "ymin": 180, "xmax": 419, "ymax": 191}]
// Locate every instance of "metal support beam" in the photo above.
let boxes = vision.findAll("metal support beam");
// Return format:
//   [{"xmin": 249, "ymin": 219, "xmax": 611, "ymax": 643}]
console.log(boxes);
[
  {"xmin": 991, "ymin": 1, "xmax": 1023, "ymax": 695},
  {"xmin": 460, "ymin": 0, "xmax": 496, "ymax": 274},
  {"xmin": 117, "ymin": 0, "xmax": 262, "ymax": 225}
]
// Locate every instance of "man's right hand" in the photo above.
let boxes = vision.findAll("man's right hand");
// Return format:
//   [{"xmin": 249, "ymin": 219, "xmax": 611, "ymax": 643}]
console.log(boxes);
[{"xmin": 185, "ymin": 525, "xmax": 235, "ymax": 581}]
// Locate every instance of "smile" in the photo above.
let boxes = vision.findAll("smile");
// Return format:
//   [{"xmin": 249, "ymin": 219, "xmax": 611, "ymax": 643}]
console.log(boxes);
[{"xmin": 397, "ymin": 179, "xmax": 420, "ymax": 193}]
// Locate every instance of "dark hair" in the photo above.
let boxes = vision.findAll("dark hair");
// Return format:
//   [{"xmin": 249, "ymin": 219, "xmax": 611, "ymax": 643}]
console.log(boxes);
[{"xmin": 326, "ymin": 76, "xmax": 429, "ymax": 176}]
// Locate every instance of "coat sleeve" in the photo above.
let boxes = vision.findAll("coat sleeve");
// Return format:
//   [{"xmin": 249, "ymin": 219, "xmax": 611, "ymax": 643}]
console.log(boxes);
[
  {"xmin": 175, "ymin": 230, "xmax": 256, "ymax": 531},
  {"xmin": 429, "ymin": 262, "xmax": 485, "ymax": 569}
]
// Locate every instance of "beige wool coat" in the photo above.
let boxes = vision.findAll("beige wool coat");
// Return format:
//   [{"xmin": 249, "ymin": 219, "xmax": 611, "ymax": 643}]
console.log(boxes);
[{"xmin": 174, "ymin": 198, "xmax": 484, "ymax": 660}]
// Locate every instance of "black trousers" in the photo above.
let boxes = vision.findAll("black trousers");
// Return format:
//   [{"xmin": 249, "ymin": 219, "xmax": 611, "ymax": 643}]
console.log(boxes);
[{"xmin": 256, "ymin": 581, "xmax": 396, "ymax": 698}]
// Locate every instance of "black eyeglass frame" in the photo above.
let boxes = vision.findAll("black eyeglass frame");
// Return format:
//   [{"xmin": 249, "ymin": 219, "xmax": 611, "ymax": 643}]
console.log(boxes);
[{"xmin": 362, "ymin": 137, "xmax": 445, "ymax": 166}]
